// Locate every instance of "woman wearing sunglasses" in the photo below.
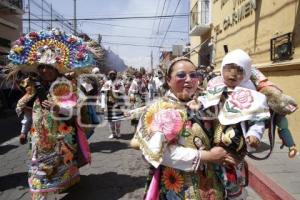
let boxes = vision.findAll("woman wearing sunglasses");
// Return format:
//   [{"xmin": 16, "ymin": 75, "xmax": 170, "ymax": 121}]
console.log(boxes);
[{"xmin": 134, "ymin": 57, "xmax": 237, "ymax": 199}]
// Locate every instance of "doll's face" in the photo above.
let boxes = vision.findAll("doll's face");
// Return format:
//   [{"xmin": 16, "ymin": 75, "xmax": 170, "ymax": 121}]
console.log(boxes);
[{"xmin": 222, "ymin": 64, "xmax": 244, "ymax": 88}]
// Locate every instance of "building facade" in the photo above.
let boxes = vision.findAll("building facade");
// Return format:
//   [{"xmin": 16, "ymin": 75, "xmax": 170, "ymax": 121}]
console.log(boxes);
[
  {"xmin": 0, "ymin": 0, "xmax": 24, "ymax": 65},
  {"xmin": 189, "ymin": 0, "xmax": 300, "ymax": 144}
]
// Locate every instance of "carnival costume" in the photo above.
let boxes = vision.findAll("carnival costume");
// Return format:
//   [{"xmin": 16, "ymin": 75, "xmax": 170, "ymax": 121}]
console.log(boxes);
[
  {"xmin": 135, "ymin": 91, "xmax": 224, "ymax": 200},
  {"xmin": 100, "ymin": 74, "xmax": 125, "ymax": 138},
  {"xmin": 7, "ymin": 28, "xmax": 97, "ymax": 199}
]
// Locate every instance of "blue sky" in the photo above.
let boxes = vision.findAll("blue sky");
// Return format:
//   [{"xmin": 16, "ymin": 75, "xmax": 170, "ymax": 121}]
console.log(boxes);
[{"xmin": 25, "ymin": 0, "xmax": 190, "ymax": 70}]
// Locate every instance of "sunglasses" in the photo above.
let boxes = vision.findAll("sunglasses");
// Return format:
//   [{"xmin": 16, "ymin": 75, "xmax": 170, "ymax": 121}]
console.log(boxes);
[{"xmin": 175, "ymin": 71, "xmax": 200, "ymax": 80}]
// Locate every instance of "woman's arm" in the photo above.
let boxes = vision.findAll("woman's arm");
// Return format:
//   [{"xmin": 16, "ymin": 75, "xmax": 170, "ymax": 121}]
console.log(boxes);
[{"xmin": 161, "ymin": 144, "xmax": 229, "ymax": 172}]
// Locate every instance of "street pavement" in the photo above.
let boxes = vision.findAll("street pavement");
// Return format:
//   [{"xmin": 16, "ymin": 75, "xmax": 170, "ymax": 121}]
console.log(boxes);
[{"xmin": 0, "ymin": 113, "xmax": 261, "ymax": 200}]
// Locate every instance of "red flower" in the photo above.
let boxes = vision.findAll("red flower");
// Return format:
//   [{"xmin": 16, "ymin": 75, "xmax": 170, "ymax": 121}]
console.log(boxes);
[
  {"xmin": 68, "ymin": 37, "xmax": 77, "ymax": 43},
  {"xmin": 226, "ymin": 167, "xmax": 237, "ymax": 183},
  {"xmin": 76, "ymin": 52, "xmax": 84, "ymax": 60},
  {"xmin": 29, "ymin": 32, "xmax": 38, "ymax": 40}
]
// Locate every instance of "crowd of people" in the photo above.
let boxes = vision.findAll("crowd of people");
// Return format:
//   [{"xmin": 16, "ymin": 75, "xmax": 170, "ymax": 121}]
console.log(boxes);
[{"xmin": 3, "ymin": 27, "xmax": 298, "ymax": 200}]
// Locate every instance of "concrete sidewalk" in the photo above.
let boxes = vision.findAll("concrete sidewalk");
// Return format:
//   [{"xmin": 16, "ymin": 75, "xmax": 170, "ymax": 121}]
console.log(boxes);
[{"xmin": 247, "ymin": 138, "xmax": 300, "ymax": 200}]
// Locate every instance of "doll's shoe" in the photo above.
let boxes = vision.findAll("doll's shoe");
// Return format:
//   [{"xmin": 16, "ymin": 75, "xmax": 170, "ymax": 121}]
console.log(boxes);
[
  {"xmin": 19, "ymin": 133, "xmax": 27, "ymax": 145},
  {"xmin": 288, "ymin": 146, "xmax": 298, "ymax": 158}
]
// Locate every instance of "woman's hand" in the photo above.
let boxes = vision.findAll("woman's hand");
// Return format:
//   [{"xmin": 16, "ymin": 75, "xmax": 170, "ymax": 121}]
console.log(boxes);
[
  {"xmin": 186, "ymin": 99, "xmax": 202, "ymax": 111},
  {"xmin": 41, "ymin": 100, "xmax": 60, "ymax": 113},
  {"xmin": 201, "ymin": 146, "xmax": 227, "ymax": 165},
  {"xmin": 246, "ymin": 135, "xmax": 260, "ymax": 148},
  {"xmin": 201, "ymin": 146, "xmax": 240, "ymax": 166}
]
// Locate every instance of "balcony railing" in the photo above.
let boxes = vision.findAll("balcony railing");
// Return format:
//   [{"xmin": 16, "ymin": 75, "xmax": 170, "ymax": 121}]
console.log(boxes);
[
  {"xmin": 8, "ymin": 0, "xmax": 23, "ymax": 9},
  {"xmin": 0, "ymin": 0, "xmax": 23, "ymax": 13}
]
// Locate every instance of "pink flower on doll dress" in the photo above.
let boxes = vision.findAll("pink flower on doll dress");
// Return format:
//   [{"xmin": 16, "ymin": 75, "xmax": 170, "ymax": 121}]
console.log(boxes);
[
  {"xmin": 57, "ymin": 93, "xmax": 77, "ymax": 107},
  {"xmin": 151, "ymin": 109, "xmax": 184, "ymax": 141},
  {"xmin": 229, "ymin": 89, "xmax": 253, "ymax": 110}
]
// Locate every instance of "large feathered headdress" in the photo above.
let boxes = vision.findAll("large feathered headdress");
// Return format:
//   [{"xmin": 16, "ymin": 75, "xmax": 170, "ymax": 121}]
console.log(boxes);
[{"xmin": 7, "ymin": 28, "xmax": 95, "ymax": 74}]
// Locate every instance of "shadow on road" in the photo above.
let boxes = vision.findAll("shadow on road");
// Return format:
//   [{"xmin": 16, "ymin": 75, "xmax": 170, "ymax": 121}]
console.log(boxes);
[
  {"xmin": 61, "ymin": 172, "xmax": 146, "ymax": 200},
  {"xmin": 0, "ymin": 111, "xmax": 21, "ymax": 144},
  {"xmin": 0, "ymin": 172, "xmax": 28, "ymax": 191},
  {"xmin": 0, "ymin": 144, "xmax": 19, "ymax": 155},
  {"xmin": 90, "ymin": 141, "xmax": 129, "ymax": 153},
  {"xmin": 119, "ymin": 133, "xmax": 134, "ymax": 140}
]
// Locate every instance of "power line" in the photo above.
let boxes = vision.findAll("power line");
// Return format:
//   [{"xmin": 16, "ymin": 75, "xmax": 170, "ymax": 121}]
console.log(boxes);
[
  {"xmin": 160, "ymin": 0, "xmax": 182, "ymax": 48},
  {"xmin": 156, "ymin": 0, "xmax": 167, "ymax": 35},
  {"xmin": 102, "ymin": 41, "xmax": 171, "ymax": 48},
  {"xmin": 22, "ymin": 14, "xmax": 188, "ymax": 22},
  {"xmin": 79, "ymin": 21, "xmax": 189, "ymax": 33},
  {"xmin": 89, "ymin": 34, "xmax": 186, "ymax": 40}
]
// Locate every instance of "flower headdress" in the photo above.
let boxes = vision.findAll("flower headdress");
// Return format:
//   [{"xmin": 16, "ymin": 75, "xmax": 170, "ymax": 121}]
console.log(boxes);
[{"xmin": 7, "ymin": 28, "xmax": 94, "ymax": 74}]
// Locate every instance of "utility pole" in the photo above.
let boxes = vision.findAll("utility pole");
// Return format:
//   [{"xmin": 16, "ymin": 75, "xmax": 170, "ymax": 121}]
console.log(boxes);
[
  {"xmin": 98, "ymin": 34, "xmax": 102, "ymax": 44},
  {"xmin": 50, "ymin": 4, "xmax": 52, "ymax": 29},
  {"xmin": 28, "ymin": 0, "xmax": 31, "ymax": 32},
  {"xmin": 73, "ymin": 0, "xmax": 77, "ymax": 35},
  {"xmin": 150, "ymin": 50, "xmax": 153, "ymax": 73},
  {"xmin": 41, "ymin": 0, "xmax": 44, "ymax": 29}
]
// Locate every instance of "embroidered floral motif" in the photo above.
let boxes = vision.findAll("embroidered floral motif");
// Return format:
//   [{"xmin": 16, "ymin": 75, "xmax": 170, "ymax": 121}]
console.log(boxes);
[
  {"xmin": 225, "ymin": 101, "xmax": 241, "ymax": 113},
  {"xmin": 58, "ymin": 123, "xmax": 73, "ymax": 134},
  {"xmin": 162, "ymin": 167, "xmax": 184, "ymax": 193},
  {"xmin": 207, "ymin": 86, "xmax": 224, "ymax": 95},
  {"xmin": 30, "ymin": 127, "xmax": 36, "ymax": 135},
  {"xmin": 143, "ymin": 101, "xmax": 185, "ymax": 133},
  {"xmin": 52, "ymin": 83, "xmax": 71, "ymax": 97},
  {"xmin": 229, "ymin": 89, "xmax": 253, "ymax": 110},
  {"xmin": 151, "ymin": 109, "xmax": 184, "ymax": 141}
]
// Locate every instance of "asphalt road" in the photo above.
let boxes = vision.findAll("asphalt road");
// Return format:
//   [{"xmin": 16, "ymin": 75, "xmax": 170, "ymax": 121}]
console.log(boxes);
[{"xmin": 0, "ymin": 114, "xmax": 261, "ymax": 200}]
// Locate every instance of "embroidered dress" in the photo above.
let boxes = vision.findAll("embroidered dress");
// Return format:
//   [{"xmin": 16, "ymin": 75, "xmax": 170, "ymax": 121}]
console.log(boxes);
[
  {"xmin": 135, "ymin": 91, "xmax": 224, "ymax": 200},
  {"xmin": 28, "ymin": 77, "xmax": 91, "ymax": 197},
  {"xmin": 7, "ymin": 28, "xmax": 97, "ymax": 200},
  {"xmin": 100, "ymin": 79, "xmax": 125, "ymax": 121}
]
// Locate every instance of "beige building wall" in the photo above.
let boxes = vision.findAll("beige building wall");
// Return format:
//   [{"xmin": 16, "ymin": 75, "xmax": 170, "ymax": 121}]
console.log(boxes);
[
  {"xmin": 190, "ymin": 0, "xmax": 201, "ymax": 66},
  {"xmin": 264, "ymin": 69, "xmax": 300, "ymax": 144},
  {"xmin": 0, "ymin": 14, "xmax": 23, "ymax": 44},
  {"xmin": 212, "ymin": 0, "xmax": 299, "ymax": 67},
  {"xmin": 190, "ymin": 0, "xmax": 300, "ymax": 145},
  {"xmin": 0, "ymin": 1, "xmax": 23, "ymax": 57}
]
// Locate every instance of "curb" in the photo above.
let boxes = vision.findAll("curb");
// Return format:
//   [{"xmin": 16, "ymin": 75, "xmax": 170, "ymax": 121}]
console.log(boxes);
[{"xmin": 247, "ymin": 160, "xmax": 296, "ymax": 200}]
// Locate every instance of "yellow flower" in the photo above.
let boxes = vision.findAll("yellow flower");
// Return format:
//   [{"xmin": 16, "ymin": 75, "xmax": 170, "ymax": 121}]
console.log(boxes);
[
  {"xmin": 162, "ymin": 167, "xmax": 184, "ymax": 193},
  {"xmin": 62, "ymin": 171, "xmax": 70, "ymax": 181},
  {"xmin": 32, "ymin": 178, "xmax": 42, "ymax": 189}
]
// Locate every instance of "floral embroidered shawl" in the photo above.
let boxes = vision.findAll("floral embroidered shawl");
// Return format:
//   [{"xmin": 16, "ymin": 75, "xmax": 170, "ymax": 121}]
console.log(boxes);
[{"xmin": 200, "ymin": 76, "xmax": 270, "ymax": 125}]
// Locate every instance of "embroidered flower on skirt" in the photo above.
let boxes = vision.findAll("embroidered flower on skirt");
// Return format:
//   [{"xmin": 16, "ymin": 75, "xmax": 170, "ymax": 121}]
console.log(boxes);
[{"xmin": 162, "ymin": 167, "xmax": 184, "ymax": 193}]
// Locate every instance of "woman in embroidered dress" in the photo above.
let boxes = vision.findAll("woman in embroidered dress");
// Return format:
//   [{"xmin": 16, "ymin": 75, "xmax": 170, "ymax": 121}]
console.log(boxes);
[
  {"xmin": 100, "ymin": 70, "xmax": 125, "ymax": 139},
  {"xmin": 7, "ymin": 28, "xmax": 95, "ymax": 200},
  {"xmin": 134, "ymin": 57, "xmax": 238, "ymax": 199}
]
